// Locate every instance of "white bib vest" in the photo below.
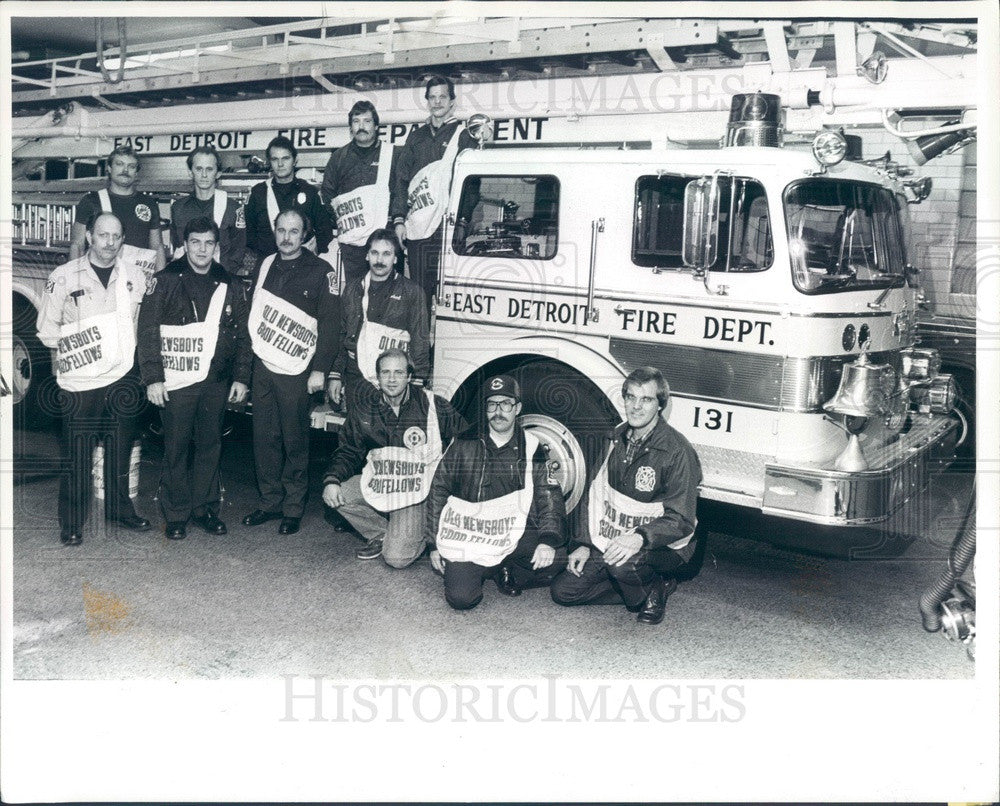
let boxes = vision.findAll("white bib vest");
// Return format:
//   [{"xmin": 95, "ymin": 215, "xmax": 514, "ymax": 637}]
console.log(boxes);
[
  {"xmin": 159, "ymin": 282, "xmax": 227, "ymax": 392},
  {"xmin": 55, "ymin": 263, "xmax": 135, "ymax": 392},
  {"xmin": 587, "ymin": 444, "xmax": 694, "ymax": 555},
  {"xmin": 98, "ymin": 188, "xmax": 159, "ymax": 273},
  {"xmin": 172, "ymin": 190, "xmax": 229, "ymax": 261},
  {"xmin": 360, "ymin": 390, "xmax": 443, "ymax": 511},
  {"xmin": 248, "ymin": 254, "xmax": 319, "ymax": 375},
  {"xmin": 436, "ymin": 432, "xmax": 538, "ymax": 567},
  {"xmin": 333, "ymin": 143, "xmax": 394, "ymax": 247},
  {"xmin": 404, "ymin": 128, "xmax": 463, "ymax": 241},
  {"xmin": 355, "ymin": 273, "xmax": 411, "ymax": 386}
]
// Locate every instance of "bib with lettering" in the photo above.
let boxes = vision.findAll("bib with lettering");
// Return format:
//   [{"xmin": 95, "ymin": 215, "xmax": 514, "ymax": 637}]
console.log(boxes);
[
  {"xmin": 436, "ymin": 432, "xmax": 538, "ymax": 567},
  {"xmin": 355, "ymin": 273, "xmax": 410, "ymax": 386},
  {"xmin": 159, "ymin": 283, "xmax": 226, "ymax": 392},
  {"xmin": 172, "ymin": 190, "xmax": 228, "ymax": 262},
  {"xmin": 99, "ymin": 189, "xmax": 159, "ymax": 273},
  {"xmin": 360, "ymin": 391, "xmax": 442, "ymax": 511},
  {"xmin": 248, "ymin": 255, "xmax": 318, "ymax": 375},
  {"xmin": 587, "ymin": 445, "xmax": 694, "ymax": 556},
  {"xmin": 404, "ymin": 128, "xmax": 463, "ymax": 241},
  {"xmin": 333, "ymin": 143, "xmax": 394, "ymax": 247},
  {"xmin": 55, "ymin": 264, "xmax": 135, "ymax": 392}
]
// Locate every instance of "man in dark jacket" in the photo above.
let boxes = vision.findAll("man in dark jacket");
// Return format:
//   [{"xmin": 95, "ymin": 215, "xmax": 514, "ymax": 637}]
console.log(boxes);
[
  {"xmin": 322, "ymin": 349, "xmax": 466, "ymax": 566},
  {"xmin": 389, "ymin": 75, "xmax": 479, "ymax": 311},
  {"xmin": 321, "ymin": 100, "xmax": 397, "ymax": 284},
  {"xmin": 137, "ymin": 217, "xmax": 252, "ymax": 539},
  {"xmin": 426, "ymin": 375, "xmax": 567, "ymax": 610},
  {"xmin": 551, "ymin": 367, "xmax": 702, "ymax": 625},
  {"xmin": 327, "ymin": 228, "xmax": 429, "ymax": 411},
  {"xmin": 241, "ymin": 209, "xmax": 342, "ymax": 535},
  {"xmin": 244, "ymin": 136, "xmax": 333, "ymax": 269}
]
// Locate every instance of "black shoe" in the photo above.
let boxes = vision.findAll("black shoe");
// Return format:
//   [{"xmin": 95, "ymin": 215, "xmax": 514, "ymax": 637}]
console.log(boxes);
[
  {"xmin": 242, "ymin": 509, "xmax": 283, "ymax": 527},
  {"xmin": 165, "ymin": 522, "xmax": 187, "ymax": 540},
  {"xmin": 636, "ymin": 577, "xmax": 677, "ymax": 625},
  {"xmin": 278, "ymin": 517, "xmax": 300, "ymax": 535},
  {"xmin": 60, "ymin": 531, "xmax": 83, "ymax": 546},
  {"xmin": 191, "ymin": 513, "xmax": 227, "ymax": 535},
  {"xmin": 495, "ymin": 566, "xmax": 522, "ymax": 597},
  {"xmin": 115, "ymin": 514, "xmax": 151, "ymax": 532}
]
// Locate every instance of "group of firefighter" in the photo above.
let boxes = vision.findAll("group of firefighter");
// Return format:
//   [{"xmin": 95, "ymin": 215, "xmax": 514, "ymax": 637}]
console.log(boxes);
[{"xmin": 35, "ymin": 76, "xmax": 702, "ymax": 623}]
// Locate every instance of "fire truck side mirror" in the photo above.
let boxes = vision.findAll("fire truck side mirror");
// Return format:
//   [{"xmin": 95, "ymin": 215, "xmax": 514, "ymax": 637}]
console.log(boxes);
[{"xmin": 682, "ymin": 176, "xmax": 720, "ymax": 275}]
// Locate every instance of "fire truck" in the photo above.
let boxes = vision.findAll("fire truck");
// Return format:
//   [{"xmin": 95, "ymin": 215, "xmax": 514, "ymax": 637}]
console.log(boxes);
[{"xmin": 8, "ymin": 29, "xmax": 973, "ymax": 547}]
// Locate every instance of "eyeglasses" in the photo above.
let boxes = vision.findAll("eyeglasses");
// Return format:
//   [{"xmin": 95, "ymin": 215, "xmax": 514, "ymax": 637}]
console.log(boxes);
[
  {"xmin": 624, "ymin": 393, "xmax": 658, "ymax": 407},
  {"xmin": 486, "ymin": 400, "xmax": 516, "ymax": 413}
]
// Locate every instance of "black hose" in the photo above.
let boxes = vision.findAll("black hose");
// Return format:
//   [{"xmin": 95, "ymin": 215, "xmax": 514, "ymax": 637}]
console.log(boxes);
[{"xmin": 919, "ymin": 479, "xmax": 976, "ymax": 632}]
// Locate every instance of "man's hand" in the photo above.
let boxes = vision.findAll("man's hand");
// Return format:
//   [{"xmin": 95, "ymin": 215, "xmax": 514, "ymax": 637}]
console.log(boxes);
[
  {"xmin": 228, "ymin": 381, "xmax": 248, "ymax": 404},
  {"xmin": 394, "ymin": 223, "xmax": 407, "ymax": 250},
  {"xmin": 146, "ymin": 382, "xmax": 168, "ymax": 407},
  {"xmin": 603, "ymin": 532, "xmax": 644, "ymax": 567},
  {"xmin": 327, "ymin": 378, "xmax": 343, "ymax": 405},
  {"xmin": 567, "ymin": 545, "xmax": 590, "ymax": 576},
  {"xmin": 322, "ymin": 482, "xmax": 344, "ymax": 509},
  {"xmin": 531, "ymin": 543, "xmax": 555, "ymax": 570},
  {"xmin": 430, "ymin": 549, "xmax": 446, "ymax": 575},
  {"xmin": 307, "ymin": 370, "xmax": 325, "ymax": 394}
]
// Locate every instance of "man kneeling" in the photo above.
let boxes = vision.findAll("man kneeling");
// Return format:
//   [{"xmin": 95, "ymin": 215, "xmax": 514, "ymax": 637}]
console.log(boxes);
[
  {"xmin": 427, "ymin": 375, "xmax": 567, "ymax": 610},
  {"xmin": 322, "ymin": 349, "xmax": 465, "ymax": 566},
  {"xmin": 551, "ymin": 367, "xmax": 702, "ymax": 625}
]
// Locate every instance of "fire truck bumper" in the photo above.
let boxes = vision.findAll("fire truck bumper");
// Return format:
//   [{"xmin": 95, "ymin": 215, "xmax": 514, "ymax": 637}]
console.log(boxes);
[{"xmin": 761, "ymin": 414, "xmax": 960, "ymax": 526}]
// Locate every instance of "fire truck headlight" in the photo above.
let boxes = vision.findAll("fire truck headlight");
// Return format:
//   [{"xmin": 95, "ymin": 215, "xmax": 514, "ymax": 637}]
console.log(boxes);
[
  {"xmin": 901, "ymin": 347, "xmax": 941, "ymax": 382},
  {"xmin": 910, "ymin": 373, "xmax": 956, "ymax": 414},
  {"xmin": 812, "ymin": 130, "xmax": 847, "ymax": 167}
]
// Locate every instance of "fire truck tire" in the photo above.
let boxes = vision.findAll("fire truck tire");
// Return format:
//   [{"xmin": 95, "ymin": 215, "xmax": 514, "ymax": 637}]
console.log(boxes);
[
  {"xmin": 12, "ymin": 300, "xmax": 57, "ymax": 429},
  {"xmin": 951, "ymin": 369, "xmax": 975, "ymax": 462},
  {"xmin": 453, "ymin": 358, "xmax": 619, "ymax": 516}
]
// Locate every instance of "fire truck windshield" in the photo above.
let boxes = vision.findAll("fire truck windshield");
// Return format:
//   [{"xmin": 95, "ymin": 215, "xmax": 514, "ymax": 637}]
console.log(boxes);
[{"xmin": 784, "ymin": 178, "xmax": 907, "ymax": 294}]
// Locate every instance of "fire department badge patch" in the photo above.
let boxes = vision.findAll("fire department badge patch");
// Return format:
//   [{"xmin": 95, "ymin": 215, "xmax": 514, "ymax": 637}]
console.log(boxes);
[
  {"xmin": 297, "ymin": 192, "xmax": 307, "ymax": 205},
  {"xmin": 403, "ymin": 426, "xmax": 426, "ymax": 448},
  {"xmin": 326, "ymin": 270, "xmax": 340, "ymax": 295},
  {"xmin": 635, "ymin": 466, "xmax": 656, "ymax": 493},
  {"xmin": 145, "ymin": 276, "xmax": 157, "ymax": 295},
  {"xmin": 235, "ymin": 205, "xmax": 246, "ymax": 229},
  {"xmin": 134, "ymin": 204, "xmax": 152, "ymax": 222}
]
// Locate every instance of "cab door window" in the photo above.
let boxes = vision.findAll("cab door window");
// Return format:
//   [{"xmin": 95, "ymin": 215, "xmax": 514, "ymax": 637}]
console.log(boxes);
[
  {"xmin": 452, "ymin": 175, "xmax": 559, "ymax": 259},
  {"xmin": 633, "ymin": 174, "xmax": 772, "ymax": 272}
]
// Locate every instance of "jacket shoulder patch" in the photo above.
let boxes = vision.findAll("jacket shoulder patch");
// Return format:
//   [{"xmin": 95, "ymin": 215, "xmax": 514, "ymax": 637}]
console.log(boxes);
[{"xmin": 634, "ymin": 466, "xmax": 656, "ymax": 493}]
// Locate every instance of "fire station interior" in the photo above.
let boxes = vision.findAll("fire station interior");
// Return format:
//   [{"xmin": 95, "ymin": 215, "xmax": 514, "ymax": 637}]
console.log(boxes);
[{"xmin": 5, "ymin": 13, "xmax": 984, "ymax": 683}]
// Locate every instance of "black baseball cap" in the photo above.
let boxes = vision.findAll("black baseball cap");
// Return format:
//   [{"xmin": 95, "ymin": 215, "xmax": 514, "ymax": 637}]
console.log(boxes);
[{"xmin": 483, "ymin": 374, "xmax": 520, "ymax": 401}]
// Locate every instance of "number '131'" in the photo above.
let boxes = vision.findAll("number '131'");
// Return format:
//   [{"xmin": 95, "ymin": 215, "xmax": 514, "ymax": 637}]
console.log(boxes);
[{"xmin": 693, "ymin": 406, "xmax": 733, "ymax": 432}]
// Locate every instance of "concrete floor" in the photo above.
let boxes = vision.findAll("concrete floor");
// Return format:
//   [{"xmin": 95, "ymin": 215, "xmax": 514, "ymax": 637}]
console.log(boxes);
[{"xmin": 11, "ymin": 420, "xmax": 976, "ymax": 680}]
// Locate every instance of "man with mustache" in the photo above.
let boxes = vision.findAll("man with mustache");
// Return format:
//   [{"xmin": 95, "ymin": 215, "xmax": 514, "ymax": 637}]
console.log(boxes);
[
  {"xmin": 321, "ymin": 100, "xmax": 398, "ymax": 285},
  {"xmin": 37, "ymin": 212, "xmax": 153, "ymax": 545},
  {"xmin": 242, "ymin": 209, "xmax": 341, "ymax": 535},
  {"xmin": 327, "ymin": 229, "xmax": 429, "ymax": 412},
  {"xmin": 426, "ymin": 375, "xmax": 567, "ymax": 610}
]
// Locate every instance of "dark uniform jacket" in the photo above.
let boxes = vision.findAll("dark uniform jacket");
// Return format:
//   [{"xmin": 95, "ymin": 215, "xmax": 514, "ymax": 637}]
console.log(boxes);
[
  {"xmin": 323, "ymin": 383, "xmax": 467, "ymax": 485},
  {"xmin": 137, "ymin": 257, "xmax": 252, "ymax": 386},
  {"xmin": 576, "ymin": 418, "xmax": 702, "ymax": 570},
  {"xmin": 169, "ymin": 194, "xmax": 248, "ymax": 276},
  {"xmin": 320, "ymin": 140, "xmax": 397, "ymax": 225},
  {"xmin": 426, "ymin": 423, "xmax": 566, "ymax": 549},
  {"xmin": 244, "ymin": 177, "xmax": 333, "ymax": 261},
  {"xmin": 251, "ymin": 250, "xmax": 342, "ymax": 375},
  {"xmin": 388, "ymin": 118, "xmax": 476, "ymax": 226},
  {"xmin": 331, "ymin": 272, "xmax": 430, "ymax": 381},
  {"xmin": 74, "ymin": 190, "xmax": 161, "ymax": 250}
]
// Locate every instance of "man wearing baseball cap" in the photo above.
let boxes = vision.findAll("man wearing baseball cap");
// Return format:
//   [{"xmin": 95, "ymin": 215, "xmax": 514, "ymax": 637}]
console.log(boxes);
[{"xmin": 426, "ymin": 374, "xmax": 567, "ymax": 610}]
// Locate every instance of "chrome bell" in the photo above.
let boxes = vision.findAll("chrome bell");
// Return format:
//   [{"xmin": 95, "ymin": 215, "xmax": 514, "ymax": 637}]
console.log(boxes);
[{"xmin": 823, "ymin": 351, "xmax": 893, "ymax": 418}]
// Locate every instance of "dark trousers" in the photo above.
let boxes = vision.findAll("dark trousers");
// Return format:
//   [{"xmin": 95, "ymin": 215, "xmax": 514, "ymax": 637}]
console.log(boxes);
[
  {"xmin": 551, "ymin": 547, "xmax": 683, "ymax": 609},
  {"xmin": 338, "ymin": 243, "xmax": 370, "ymax": 287},
  {"xmin": 251, "ymin": 358, "xmax": 311, "ymax": 518},
  {"xmin": 159, "ymin": 379, "xmax": 228, "ymax": 523},
  {"xmin": 443, "ymin": 530, "xmax": 567, "ymax": 611},
  {"xmin": 404, "ymin": 226, "xmax": 443, "ymax": 315},
  {"xmin": 57, "ymin": 371, "xmax": 145, "ymax": 534}
]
